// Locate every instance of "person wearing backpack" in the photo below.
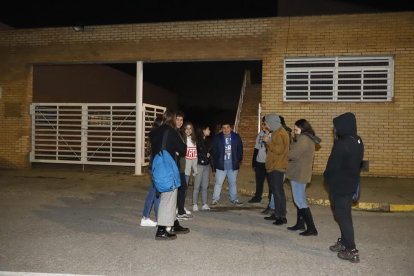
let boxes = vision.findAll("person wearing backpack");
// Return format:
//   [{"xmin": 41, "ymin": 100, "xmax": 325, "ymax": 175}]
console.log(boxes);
[
  {"xmin": 149, "ymin": 109, "xmax": 189, "ymax": 240},
  {"xmin": 324, "ymin": 112, "xmax": 364, "ymax": 263}
]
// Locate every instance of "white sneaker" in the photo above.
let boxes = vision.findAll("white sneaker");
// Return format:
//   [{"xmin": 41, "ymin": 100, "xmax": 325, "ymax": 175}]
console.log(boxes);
[
  {"xmin": 140, "ymin": 218, "xmax": 157, "ymax": 227},
  {"xmin": 184, "ymin": 207, "xmax": 192, "ymax": 215},
  {"xmin": 201, "ymin": 204, "xmax": 210, "ymax": 210},
  {"xmin": 193, "ymin": 204, "xmax": 199, "ymax": 211}
]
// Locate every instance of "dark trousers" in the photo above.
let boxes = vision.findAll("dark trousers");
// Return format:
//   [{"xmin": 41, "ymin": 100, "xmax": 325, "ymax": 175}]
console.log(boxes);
[
  {"xmin": 269, "ymin": 170, "xmax": 286, "ymax": 218},
  {"xmin": 253, "ymin": 162, "xmax": 270, "ymax": 201},
  {"xmin": 330, "ymin": 192, "xmax": 356, "ymax": 250},
  {"xmin": 177, "ymin": 173, "xmax": 188, "ymax": 215}
]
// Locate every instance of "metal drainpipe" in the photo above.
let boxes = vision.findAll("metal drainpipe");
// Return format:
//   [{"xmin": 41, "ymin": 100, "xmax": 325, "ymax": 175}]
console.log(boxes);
[{"xmin": 135, "ymin": 61, "xmax": 143, "ymax": 175}]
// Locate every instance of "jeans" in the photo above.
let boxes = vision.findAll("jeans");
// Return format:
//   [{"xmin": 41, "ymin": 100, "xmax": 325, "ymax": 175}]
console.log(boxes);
[
  {"xmin": 212, "ymin": 169, "xmax": 238, "ymax": 202},
  {"xmin": 330, "ymin": 192, "xmax": 356, "ymax": 250},
  {"xmin": 142, "ymin": 181, "xmax": 160, "ymax": 221},
  {"xmin": 177, "ymin": 173, "xmax": 188, "ymax": 215},
  {"xmin": 291, "ymin": 180, "xmax": 308, "ymax": 209},
  {"xmin": 193, "ymin": 164, "xmax": 210, "ymax": 205},
  {"xmin": 269, "ymin": 194, "xmax": 275, "ymax": 209},
  {"xmin": 268, "ymin": 170, "xmax": 286, "ymax": 218},
  {"xmin": 253, "ymin": 162, "xmax": 270, "ymax": 201}
]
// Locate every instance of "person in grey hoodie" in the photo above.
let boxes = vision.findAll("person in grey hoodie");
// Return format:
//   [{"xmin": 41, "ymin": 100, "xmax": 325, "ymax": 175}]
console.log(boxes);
[
  {"xmin": 286, "ymin": 119, "xmax": 321, "ymax": 236},
  {"xmin": 262, "ymin": 114, "xmax": 290, "ymax": 226},
  {"xmin": 249, "ymin": 117, "xmax": 271, "ymax": 205},
  {"xmin": 324, "ymin": 112, "xmax": 364, "ymax": 263}
]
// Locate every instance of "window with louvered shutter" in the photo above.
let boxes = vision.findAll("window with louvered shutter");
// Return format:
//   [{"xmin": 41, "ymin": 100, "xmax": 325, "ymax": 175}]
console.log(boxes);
[{"xmin": 284, "ymin": 56, "xmax": 394, "ymax": 102}]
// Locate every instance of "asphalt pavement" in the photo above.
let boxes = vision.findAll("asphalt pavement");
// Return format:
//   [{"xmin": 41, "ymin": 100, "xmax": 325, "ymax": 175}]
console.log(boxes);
[{"xmin": 0, "ymin": 164, "xmax": 413, "ymax": 276}]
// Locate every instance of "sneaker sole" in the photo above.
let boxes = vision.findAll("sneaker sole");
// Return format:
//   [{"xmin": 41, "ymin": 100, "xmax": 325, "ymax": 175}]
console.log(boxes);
[{"xmin": 177, "ymin": 218, "xmax": 191, "ymax": 221}]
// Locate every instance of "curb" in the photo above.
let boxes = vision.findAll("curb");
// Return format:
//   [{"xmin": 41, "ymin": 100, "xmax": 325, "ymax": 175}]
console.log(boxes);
[{"xmin": 238, "ymin": 189, "xmax": 414, "ymax": 212}]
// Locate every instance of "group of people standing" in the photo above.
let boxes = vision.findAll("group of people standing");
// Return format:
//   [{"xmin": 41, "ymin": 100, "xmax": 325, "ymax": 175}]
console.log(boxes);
[{"xmin": 141, "ymin": 109, "xmax": 364, "ymax": 263}]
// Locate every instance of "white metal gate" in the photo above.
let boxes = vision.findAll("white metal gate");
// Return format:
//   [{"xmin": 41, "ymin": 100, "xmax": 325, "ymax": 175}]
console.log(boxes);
[{"xmin": 30, "ymin": 103, "xmax": 165, "ymax": 166}]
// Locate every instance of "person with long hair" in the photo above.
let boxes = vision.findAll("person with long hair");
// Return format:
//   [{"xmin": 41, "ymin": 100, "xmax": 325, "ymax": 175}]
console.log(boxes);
[
  {"xmin": 324, "ymin": 112, "xmax": 364, "ymax": 263},
  {"xmin": 149, "ymin": 109, "xmax": 189, "ymax": 240},
  {"xmin": 286, "ymin": 119, "xmax": 321, "ymax": 236},
  {"xmin": 192, "ymin": 125, "xmax": 212, "ymax": 211},
  {"xmin": 177, "ymin": 121, "xmax": 197, "ymax": 220},
  {"xmin": 140, "ymin": 116, "xmax": 162, "ymax": 227}
]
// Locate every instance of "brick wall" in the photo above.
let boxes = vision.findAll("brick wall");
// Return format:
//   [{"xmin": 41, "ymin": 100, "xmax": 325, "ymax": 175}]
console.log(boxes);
[{"xmin": 0, "ymin": 12, "xmax": 413, "ymax": 177}]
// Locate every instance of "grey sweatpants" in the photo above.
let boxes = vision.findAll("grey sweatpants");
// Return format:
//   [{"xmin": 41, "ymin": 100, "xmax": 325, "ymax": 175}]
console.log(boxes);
[
  {"xmin": 185, "ymin": 158, "xmax": 198, "ymax": 176},
  {"xmin": 158, "ymin": 189, "xmax": 178, "ymax": 226},
  {"xmin": 193, "ymin": 164, "xmax": 210, "ymax": 205}
]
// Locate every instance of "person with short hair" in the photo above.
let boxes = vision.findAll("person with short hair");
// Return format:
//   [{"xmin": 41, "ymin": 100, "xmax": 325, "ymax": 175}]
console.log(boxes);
[{"xmin": 211, "ymin": 123, "xmax": 244, "ymax": 207}]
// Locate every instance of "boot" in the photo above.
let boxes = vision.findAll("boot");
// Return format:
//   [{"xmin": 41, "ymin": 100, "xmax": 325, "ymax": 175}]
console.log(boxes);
[
  {"xmin": 287, "ymin": 208, "xmax": 305, "ymax": 231},
  {"xmin": 299, "ymin": 208, "xmax": 318, "ymax": 236},
  {"xmin": 170, "ymin": 219, "xmax": 190, "ymax": 234},
  {"xmin": 155, "ymin": 226, "xmax": 177, "ymax": 240}
]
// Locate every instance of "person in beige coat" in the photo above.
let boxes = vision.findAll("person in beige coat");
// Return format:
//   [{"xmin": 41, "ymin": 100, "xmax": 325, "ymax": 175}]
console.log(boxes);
[{"xmin": 286, "ymin": 119, "xmax": 321, "ymax": 236}]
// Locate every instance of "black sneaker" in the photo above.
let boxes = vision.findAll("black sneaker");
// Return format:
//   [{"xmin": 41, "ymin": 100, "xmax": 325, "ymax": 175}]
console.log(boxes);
[
  {"xmin": 272, "ymin": 217, "xmax": 287, "ymax": 225},
  {"xmin": 261, "ymin": 206, "xmax": 274, "ymax": 214},
  {"xmin": 330, "ymin": 238, "xmax": 346, "ymax": 252},
  {"xmin": 338, "ymin": 249, "xmax": 360, "ymax": 263},
  {"xmin": 176, "ymin": 214, "xmax": 193, "ymax": 221},
  {"xmin": 264, "ymin": 214, "xmax": 278, "ymax": 220},
  {"xmin": 170, "ymin": 225, "xmax": 190, "ymax": 234},
  {"xmin": 248, "ymin": 197, "xmax": 261, "ymax": 203}
]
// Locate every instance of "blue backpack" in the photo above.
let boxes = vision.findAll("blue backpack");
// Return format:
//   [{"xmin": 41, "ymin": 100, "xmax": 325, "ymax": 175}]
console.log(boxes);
[{"xmin": 151, "ymin": 129, "xmax": 181, "ymax": 192}]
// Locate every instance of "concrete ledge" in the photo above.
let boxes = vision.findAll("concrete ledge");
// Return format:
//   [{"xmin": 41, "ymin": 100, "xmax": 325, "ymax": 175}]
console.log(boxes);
[{"xmin": 238, "ymin": 188, "xmax": 414, "ymax": 212}]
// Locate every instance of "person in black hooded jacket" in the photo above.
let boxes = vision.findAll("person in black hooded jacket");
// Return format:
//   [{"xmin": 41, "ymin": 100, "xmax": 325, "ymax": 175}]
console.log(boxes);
[{"xmin": 324, "ymin": 112, "xmax": 364, "ymax": 263}]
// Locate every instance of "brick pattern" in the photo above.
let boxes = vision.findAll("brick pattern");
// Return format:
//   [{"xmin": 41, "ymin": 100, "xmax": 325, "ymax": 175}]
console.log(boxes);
[{"xmin": 0, "ymin": 12, "xmax": 413, "ymax": 177}]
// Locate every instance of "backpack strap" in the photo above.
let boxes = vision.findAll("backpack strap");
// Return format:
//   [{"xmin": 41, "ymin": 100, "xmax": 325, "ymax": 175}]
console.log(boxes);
[{"xmin": 161, "ymin": 128, "xmax": 170, "ymax": 151}]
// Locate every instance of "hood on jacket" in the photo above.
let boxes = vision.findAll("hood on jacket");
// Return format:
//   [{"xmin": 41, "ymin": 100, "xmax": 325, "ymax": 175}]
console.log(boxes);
[
  {"xmin": 265, "ymin": 114, "xmax": 281, "ymax": 132},
  {"xmin": 333, "ymin": 112, "xmax": 358, "ymax": 138}
]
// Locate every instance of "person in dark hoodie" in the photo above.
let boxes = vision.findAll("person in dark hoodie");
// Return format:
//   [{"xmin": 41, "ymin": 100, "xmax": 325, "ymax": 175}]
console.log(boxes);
[
  {"xmin": 262, "ymin": 114, "xmax": 290, "ymax": 225},
  {"xmin": 324, "ymin": 112, "xmax": 364, "ymax": 263},
  {"xmin": 286, "ymin": 119, "xmax": 321, "ymax": 236}
]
